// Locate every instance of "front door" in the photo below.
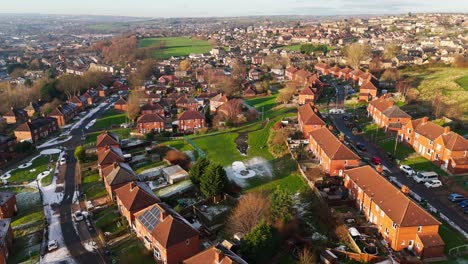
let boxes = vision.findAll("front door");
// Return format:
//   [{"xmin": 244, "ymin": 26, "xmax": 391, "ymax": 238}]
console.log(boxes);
[{"xmin": 408, "ymin": 240, "xmax": 414, "ymax": 250}]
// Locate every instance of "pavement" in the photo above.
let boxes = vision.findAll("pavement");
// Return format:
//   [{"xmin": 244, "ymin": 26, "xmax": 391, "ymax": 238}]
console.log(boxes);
[{"xmin": 330, "ymin": 114, "xmax": 468, "ymax": 234}]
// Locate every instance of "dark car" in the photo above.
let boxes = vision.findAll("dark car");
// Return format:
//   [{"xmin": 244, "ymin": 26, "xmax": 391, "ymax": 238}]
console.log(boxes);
[
  {"xmin": 356, "ymin": 142, "xmax": 367, "ymax": 151},
  {"xmin": 458, "ymin": 199, "xmax": 468, "ymax": 208}
]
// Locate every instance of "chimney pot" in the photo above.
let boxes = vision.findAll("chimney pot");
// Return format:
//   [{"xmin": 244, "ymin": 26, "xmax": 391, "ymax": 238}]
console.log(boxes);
[
  {"xmin": 443, "ymin": 126, "xmax": 450, "ymax": 134},
  {"xmin": 376, "ymin": 165, "xmax": 383, "ymax": 173}
]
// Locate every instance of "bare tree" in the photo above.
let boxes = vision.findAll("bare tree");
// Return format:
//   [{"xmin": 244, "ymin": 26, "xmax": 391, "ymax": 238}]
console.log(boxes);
[
  {"xmin": 344, "ymin": 43, "xmax": 371, "ymax": 69},
  {"xmin": 383, "ymin": 44, "xmax": 401, "ymax": 60},
  {"xmin": 432, "ymin": 88, "xmax": 445, "ymax": 119},
  {"xmin": 298, "ymin": 249, "xmax": 317, "ymax": 264},
  {"xmin": 226, "ymin": 192, "xmax": 270, "ymax": 236},
  {"xmin": 452, "ymin": 54, "xmax": 468, "ymax": 68},
  {"xmin": 126, "ymin": 91, "xmax": 143, "ymax": 122},
  {"xmin": 179, "ymin": 60, "xmax": 192, "ymax": 71},
  {"xmin": 56, "ymin": 75, "xmax": 84, "ymax": 100},
  {"xmin": 381, "ymin": 68, "xmax": 402, "ymax": 82},
  {"xmin": 230, "ymin": 59, "xmax": 246, "ymax": 81}
]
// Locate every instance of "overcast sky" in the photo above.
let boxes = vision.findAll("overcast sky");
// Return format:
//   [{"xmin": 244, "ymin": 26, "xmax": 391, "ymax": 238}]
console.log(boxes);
[{"xmin": 2, "ymin": 0, "xmax": 467, "ymax": 17}]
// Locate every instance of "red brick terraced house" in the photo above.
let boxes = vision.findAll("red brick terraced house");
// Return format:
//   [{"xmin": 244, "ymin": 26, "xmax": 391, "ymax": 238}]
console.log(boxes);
[
  {"xmin": 69, "ymin": 95, "xmax": 87, "ymax": 111},
  {"xmin": 82, "ymin": 89, "xmax": 98, "ymax": 105},
  {"xmin": 134, "ymin": 203, "xmax": 201, "ymax": 264},
  {"xmin": 308, "ymin": 127, "xmax": 360, "ymax": 176},
  {"xmin": 115, "ymin": 181, "xmax": 160, "ymax": 227},
  {"xmin": 96, "ymin": 131, "xmax": 120, "ymax": 152},
  {"xmin": 0, "ymin": 193, "xmax": 16, "ymax": 219},
  {"xmin": 140, "ymin": 102, "xmax": 165, "ymax": 116},
  {"xmin": 351, "ymin": 68, "xmax": 365, "ymax": 83},
  {"xmin": 101, "ymin": 162, "xmax": 139, "ymax": 200},
  {"xmin": 298, "ymin": 87, "xmax": 317, "ymax": 105},
  {"xmin": 398, "ymin": 117, "xmax": 468, "ymax": 174},
  {"xmin": 343, "ymin": 166, "xmax": 445, "ymax": 258},
  {"xmin": 97, "ymin": 146, "xmax": 125, "ymax": 174},
  {"xmin": 14, "ymin": 117, "xmax": 59, "ymax": 143},
  {"xmin": 178, "ymin": 110, "xmax": 205, "ymax": 133},
  {"xmin": 294, "ymin": 69, "xmax": 310, "ymax": 85},
  {"xmin": 329, "ymin": 65, "xmax": 341, "ymax": 77},
  {"xmin": 359, "ymin": 81, "xmax": 378, "ymax": 102},
  {"xmin": 136, "ymin": 113, "xmax": 166, "ymax": 134},
  {"xmin": 285, "ymin": 66, "xmax": 298, "ymax": 80},
  {"xmin": 3, "ymin": 107, "xmax": 28, "ymax": 124},
  {"xmin": 314, "ymin": 62, "xmax": 331, "ymax": 76},
  {"xmin": 48, "ymin": 103, "xmax": 79, "ymax": 127},
  {"xmin": 0, "ymin": 219, "xmax": 13, "ymax": 264},
  {"xmin": 184, "ymin": 243, "xmax": 248, "ymax": 264},
  {"xmin": 176, "ymin": 96, "xmax": 199, "ymax": 112},
  {"xmin": 339, "ymin": 67, "xmax": 353, "ymax": 80},
  {"xmin": 114, "ymin": 96, "xmax": 128, "ymax": 112},
  {"xmin": 297, "ymin": 104, "xmax": 326, "ymax": 138},
  {"xmin": 367, "ymin": 97, "xmax": 411, "ymax": 132}
]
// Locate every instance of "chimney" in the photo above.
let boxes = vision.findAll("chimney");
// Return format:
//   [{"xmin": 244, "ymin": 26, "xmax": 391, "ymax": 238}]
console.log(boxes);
[
  {"xmin": 214, "ymin": 249, "xmax": 222, "ymax": 263},
  {"xmin": 389, "ymin": 100, "xmax": 394, "ymax": 106},
  {"xmin": 313, "ymin": 107, "xmax": 318, "ymax": 113},
  {"xmin": 376, "ymin": 164, "xmax": 383, "ymax": 173},
  {"xmin": 422, "ymin": 116, "xmax": 428, "ymax": 124},
  {"xmin": 339, "ymin": 133, "xmax": 345, "ymax": 142},
  {"xmin": 113, "ymin": 162, "xmax": 119, "ymax": 169},
  {"xmin": 443, "ymin": 126, "xmax": 450, "ymax": 134},
  {"xmin": 328, "ymin": 125, "xmax": 334, "ymax": 131},
  {"xmin": 401, "ymin": 185, "xmax": 410, "ymax": 195},
  {"xmin": 130, "ymin": 181, "xmax": 137, "ymax": 191}
]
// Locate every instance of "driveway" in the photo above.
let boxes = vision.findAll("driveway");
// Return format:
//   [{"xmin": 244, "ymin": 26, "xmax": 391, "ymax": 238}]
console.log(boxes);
[{"xmin": 330, "ymin": 114, "xmax": 468, "ymax": 233}]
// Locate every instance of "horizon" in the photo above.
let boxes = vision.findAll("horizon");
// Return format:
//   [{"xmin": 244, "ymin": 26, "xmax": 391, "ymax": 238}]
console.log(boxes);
[{"xmin": 1, "ymin": 0, "xmax": 467, "ymax": 18}]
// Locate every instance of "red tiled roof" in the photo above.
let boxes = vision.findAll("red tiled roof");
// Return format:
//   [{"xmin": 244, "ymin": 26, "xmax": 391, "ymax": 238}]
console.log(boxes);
[
  {"xmin": 115, "ymin": 182, "xmax": 160, "ymax": 212},
  {"xmin": 137, "ymin": 113, "xmax": 165, "ymax": 124},
  {"xmin": 178, "ymin": 110, "xmax": 205, "ymax": 121},
  {"xmin": 298, "ymin": 104, "xmax": 326, "ymax": 126},
  {"xmin": 309, "ymin": 127, "xmax": 360, "ymax": 160},
  {"xmin": 151, "ymin": 215, "xmax": 199, "ymax": 248}
]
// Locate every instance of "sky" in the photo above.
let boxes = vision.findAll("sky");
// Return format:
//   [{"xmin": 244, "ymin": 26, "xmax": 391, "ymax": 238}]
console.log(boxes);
[{"xmin": 1, "ymin": 0, "xmax": 467, "ymax": 18}]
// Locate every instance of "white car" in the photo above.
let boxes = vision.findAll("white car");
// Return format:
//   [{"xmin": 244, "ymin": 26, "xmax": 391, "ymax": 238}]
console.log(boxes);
[
  {"xmin": 48, "ymin": 240, "xmax": 58, "ymax": 251},
  {"xmin": 59, "ymin": 158, "xmax": 67, "ymax": 165},
  {"xmin": 74, "ymin": 211, "xmax": 84, "ymax": 222},
  {"xmin": 399, "ymin": 165, "xmax": 415, "ymax": 176},
  {"xmin": 424, "ymin": 180, "xmax": 442, "ymax": 188}
]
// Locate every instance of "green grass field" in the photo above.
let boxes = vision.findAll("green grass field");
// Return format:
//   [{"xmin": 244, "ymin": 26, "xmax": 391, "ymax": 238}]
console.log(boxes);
[
  {"xmin": 92, "ymin": 109, "xmax": 127, "ymax": 130},
  {"xmin": 455, "ymin": 75, "xmax": 468, "ymax": 91},
  {"xmin": 139, "ymin": 37, "xmax": 212, "ymax": 59},
  {"xmin": 193, "ymin": 133, "xmax": 243, "ymax": 166},
  {"xmin": 82, "ymin": 172, "xmax": 107, "ymax": 200},
  {"xmin": 401, "ymin": 155, "xmax": 448, "ymax": 176},
  {"xmin": 9, "ymin": 155, "xmax": 57, "ymax": 184},
  {"xmin": 281, "ymin": 44, "xmax": 302, "ymax": 52}
]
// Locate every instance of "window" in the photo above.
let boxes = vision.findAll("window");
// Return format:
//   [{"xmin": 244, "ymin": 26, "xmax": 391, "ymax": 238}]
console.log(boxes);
[
  {"xmin": 385, "ymin": 227, "xmax": 389, "ymax": 236},
  {"xmin": 429, "ymin": 140, "xmax": 433, "ymax": 145},
  {"xmin": 380, "ymin": 211, "xmax": 384, "ymax": 218},
  {"xmin": 392, "ymin": 222, "xmax": 397, "ymax": 229},
  {"xmin": 344, "ymin": 160, "xmax": 348, "ymax": 165},
  {"xmin": 417, "ymin": 226, "xmax": 422, "ymax": 232},
  {"xmin": 153, "ymin": 249, "xmax": 161, "ymax": 260},
  {"xmin": 407, "ymin": 129, "xmax": 411, "ymax": 134},
  {"xmin": 375, "ymin": 205, "xmax": 379, "ymax": 212},
  {"xmin": 427, "ymin": 149, "xmax": 431, "ymax": 154}
]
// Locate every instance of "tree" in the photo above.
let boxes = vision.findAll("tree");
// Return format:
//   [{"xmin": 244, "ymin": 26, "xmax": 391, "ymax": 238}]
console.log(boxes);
[
  {"xmin": 383, "ymin": 44, "xmax": 401, "ymax": 60},
  {"xmin": 270, "ymin": 187, "xmax": 293, "ymax": 223},
  {"xmin": 126, "ymin": 91, "xmax": 143, "ymax": 122},
  {"xmin": 189, "ymin": 157, "xmax": 210, "ymax": 184},
  {"xmin": 226, "ymin": 192, "xmax": 270, "ymax": 236},
  {"xmin": 205, "ymin": 107, "xmax": 212, "ymax": 127},
  {"xmin": 432, "ymin": 88, "xmax": 445, "ymax": 119},
  {"xmin": 230, "ymin": 59, "xmax": 246, "ymax": 81},
  {"xmin": 219, "ymin": 77, "xmax": 241, "ymax": 97},
  {"xmin": 344, "ymin": 43, "xmax": 370, "ymax": 69},
  {"xmin": 40, "ymin": 81, "xmax": 60, "ymax": 101},
  {"xmin": 200, "ymin": 163, "xmax": 228, "ymax": 199},
  {"xmin": 381, "ymin": 68, "xmax": 402, "ymax": 82},
  {"xmin": 240, "ymin": 221, "xmax": 280, "ymax": 263},
  {"xmin": 82, "ymin": 71, "xmax": 113, "ymax": 88},
  {"xmin": 10, "ymin": 68, "xmax": 25, "ymax": 79},
  {"xmin": 14, "ymin": 141, "xmax": 33, "ymax": 153},
  {"xmin": 452, "ymin": 54, "xmax": 468, "ymax": 68},
  {"xmin": 56, "ymin": 74, "xmax": 85, "ymax": 100},
  {"xmin": 179, "ymin": 60, "xmax": 192, "ymax": 71},
  {"xmin": 74, "ymin": 146, "xmax": 86, "ymax": 161}
]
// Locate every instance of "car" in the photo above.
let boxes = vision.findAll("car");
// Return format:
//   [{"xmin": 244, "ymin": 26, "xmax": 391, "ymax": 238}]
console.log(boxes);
[
  {"xmin": 48, "ymin": 240, "xmax": 58, "ymax": 251},
  {"xmin": 120, "ymin": 123, "xmax": 131, "ymax": 128},
  {"xmin": 59, "ymin": 158, "xmax": 66, "ymax": 165},
  {"xmin": 424, "ymin": 180, "xmax": 442, "ymax": 188},
  {"xmin": 458, "ymin": 199, "xmax": 468, "ymax": 208},
  {"xmin": 74, "ymin": 211, "xmax": 84, "ymax": 222},
  {"xmin": 371, "ymin": 156, "xmax": 382, "ymax": 165},
  {"xmin": 345, "ymin": 122, "xmax": 356, "ymax": 129},
  {"xmin": 399, "ymin": 165, "xmax": 415, "ymax": 176},
  {"xmin": 356, "ymin": 142, "xmax": 367, "ymax": 151},
  {"xmin": 448, "ymin": 193, "xmax": 465, "ymax": 202}
]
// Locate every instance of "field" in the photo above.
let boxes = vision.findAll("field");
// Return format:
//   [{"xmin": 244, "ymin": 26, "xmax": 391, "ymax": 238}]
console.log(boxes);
[
  {"xmin": 82, "ymin": 171, "xmax": 107, "ymax": 200},
  {"xmin": 403, "ymin": 67, "xmax": 468, "ymax": 121},
  {"xmin": 9, "ymin": 155, "xmax": 57, "ymax": 184},
  {"xmin": 193, "ymin": 133, "xmax": 243, "ymax": 166},
  {"xmin": 92, "ymin": 109, "xmax": 127, "ymax": 130},
  {"xmin": 139, "ymin": 37, "xmax": 212, "ymax": 59},
  {"xmin": 281, "ymin": 44, "xmax": 302, "ymax": 52}
]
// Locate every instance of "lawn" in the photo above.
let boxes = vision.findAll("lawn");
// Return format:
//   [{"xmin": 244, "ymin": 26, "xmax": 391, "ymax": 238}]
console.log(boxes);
[
  {"xmin": 439, "ymin": 224, "xmax": 468, "ymax": 254},
  {"xmin": 401, "ymin": 154, "xmax": 448, "ymax": 176},
  {"xmin": 281, "ymin": 44, "xmax": 302, "ymax": 52},
  {"xmin": 9, "ymin": 155, "xmax": 57, "ymax": 184},
  {"xmin": 246, "ymin": 173, "xmax": 307, "ymax": 194},
  {"xmin": 110, "ymin": 235, "xmax": 154, "ymax": 264},
  {"xmin": 85, "ymin": 128, "xmax": 131, "ymax": 144},
  {"xmin": 160, "ymin": 140, "xmax": 194, "ymax": 152},
  {"xmin": 139, "ymin": 37, "xmax": 213, "ymax": 59},
  {"xmin": 455, "ymin": 75, "xmax": 468, "ymax": 91},
  {"xmin": 193, "ymin": 133, "xmax": 243, "ymax": 166},
  {"xmin": 363, "ymin": 123, "xmax": 387, "ymax": 142},
  {"xmin": 379, "ymin": 138, "xmax": 415, "ymax": 161},
  {"xmin": 82, "ymin": 172, "xmax": 107, "ymax": 200},
  {"xmin": 92, "ymin": 109, "xmax": 127, "ymax": 130}
]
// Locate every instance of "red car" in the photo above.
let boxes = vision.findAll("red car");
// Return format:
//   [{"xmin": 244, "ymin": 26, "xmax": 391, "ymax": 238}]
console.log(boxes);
[{"xmin": 371, "ymin": 156, "xmax": 382, "ymax": 165}]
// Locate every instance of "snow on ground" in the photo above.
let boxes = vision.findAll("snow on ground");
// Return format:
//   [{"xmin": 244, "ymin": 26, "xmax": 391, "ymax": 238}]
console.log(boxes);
[
  {"xmin": 40, "ymin": 148, "xmax": 62, "ymax": 155},
  {"xmin": 38, "ymin": 136, "xmax": 72, "ymax": 149},
  {"xmin": 74, "ymin": 102, "xmax": 108, "ymax": 131},
  {"xmin": 1, "ymin": 154, "xmax": 41, "ymax": 180},
  {"xmin": 225, "ymin": 157, "xmax": 273, "ymax": 187}
]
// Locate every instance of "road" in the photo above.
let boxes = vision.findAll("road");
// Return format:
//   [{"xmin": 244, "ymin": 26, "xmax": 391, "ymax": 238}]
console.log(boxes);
[
  {"xmin": 330, "ymin": 115, "xmax": 468, "ymax": 234},
  {"xmin": 45, "ymin": 99, "xmax": 116, "ymax": 263}
]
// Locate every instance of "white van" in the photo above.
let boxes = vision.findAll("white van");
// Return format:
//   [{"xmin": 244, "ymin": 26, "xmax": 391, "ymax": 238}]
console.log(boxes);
[{"xmin": 413, "ymin": 171, "xmax": 438, "ymax": 183}]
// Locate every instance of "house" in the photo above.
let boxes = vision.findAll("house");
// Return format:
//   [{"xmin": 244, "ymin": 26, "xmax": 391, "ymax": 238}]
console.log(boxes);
[
  {"xmin": 285, "ymin": 66, "xmax": 298, "ymax": 80},
  {"xmin": 162, "ymin": 165, "xmax": 189, "ymax": 184},
  {"xmin": 136, "ymin": 114, "xmax": 166, "ymax": 134},
  {"xmin": 339, "ymin": 67, "xmax": 353, "ymax": 80},
  {"xmin": 82, "ymin": 89, "xmax": 98, "ymax": 105},
  {"xmin": 101, "ymin": 162, "xmax": 139, "ymax": 199},
  {"xmin": 243, "ymin": 86, "xmax": 257, "ymax": 97},
  {"xmin": 115, "ymin": 181, "xmax": 160, "ymax": 226},
  {"xmin": 97, "ymin": 84, "xmax": 110, "ymax": 97},
  {"xmin": 97, "ymin": 146, "xmax": 125, "ymax": 174},
  {"xmin": 134, "ymin": 203, "xmax": 200, "ymax": 264},
  {"xmin": 359, "ymin": 81, "xmax": 378, "ymax": 102},
  {"xmin": 295, "ymin": 69, "xmax": 310, "ymax": 84},
  {"xmin": 314, "ymin": 62, "xmax": 331, "ymax": 75},
  {"xmin": 209, "ymin": 93, "xmax": 228, "ymax": 112},
  {"xmin": 398, "ymin": 117, "xmax": 468, "ymax": 174},
  {"xmin": 248, "ymin": 68, "xmax": 263, "ymax": 81},
  {"xmin": 69, "ymin": 95, "xmax": 87, "ymax": 111},
  {"xmin": 140, "ymin": 102, "xmax": 165, "ymax": 116},
  {"xmin": 23, "ymin": 102, "xmax": 38, "ymax": 117},
  {"xmin": 343, "ymin": 166, "xmax": 444, "ymax": 258},
  {"xmin": 176, "ymin": 96, "xmax": 199, "ymax": 112},
  {"xmin": 329, "ymin": 66, "xmax": 341, "ymax": 77},
  {"xmin": 367, "ymin": 97, "xmax": 411, "ymax": 132},
  {"xmin": 0, "ymin": 193, "xmax": 16, "ymax": 219},
  {"xmin": 114, "ymin": 96, "xmax": 128, "ymax": 112},
  {"xmin": 48, "ymin": 103, "xmax": 78, "ymax": 127},
  {"xmin": 178, "ymin": 110, "xmax": 205, "ymax": 133},
  {"xmin": 0, "ymin": 219, "xmax": 13, "ymax": 264},
  {"xmin": 14, "ymin": 117, "xmax": 59, "ymax": 143},
  {"xmin": 0, "ymin": 135, "xmax": 15, "ymax": 155},
  {"xmin": 298, "ymin": 87, "xmax": 317, "ymax": 105},
  {"xmin": 184, "ymin": 242, "xmax": 248, "ymax": 264},
  {"xmin": 297, "ymin": 104, "xmax": 326, "ymax": 138},
  {"xmin": 96, "ymin": 131, "xmax": 120, "ymax": 152},
  {"xmin": 308, "ymin": 127, "xmax": 360, "ymax": 176},
  {"xmin": 3, "ymin": 107, "xmax": 28, "ymax": 124}
]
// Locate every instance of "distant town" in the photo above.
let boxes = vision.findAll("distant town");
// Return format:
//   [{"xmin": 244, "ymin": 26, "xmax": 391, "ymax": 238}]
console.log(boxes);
[{"xmin": 0, "ymin": 12, "xmax": 466, "ymax": 264}]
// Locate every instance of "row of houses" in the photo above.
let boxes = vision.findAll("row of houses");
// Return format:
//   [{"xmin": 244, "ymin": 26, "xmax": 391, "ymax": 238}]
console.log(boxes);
[
  {"xmin": 367, "ymin": 96, "xmax": 468, "ymax": 174},
  {"xmin": 296, "ymin": 103, "xmax": 445, "ymax": 258},
  {"xmin": 0, "ymin": 192, "xmax": 17, "ymax": 263}
]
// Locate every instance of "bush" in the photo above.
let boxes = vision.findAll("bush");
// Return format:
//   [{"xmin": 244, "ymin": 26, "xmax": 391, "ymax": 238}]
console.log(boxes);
[
  {"xmin": 14, "ymin": 141, "xmax": 33, "ymax": 153},
  {"xmin": 74, "ymin": 146, "xmax": 86, "ymax": 161},
  {"xmin": 240, "ymin": 221, "xmax": 280, "ymax": 263}
]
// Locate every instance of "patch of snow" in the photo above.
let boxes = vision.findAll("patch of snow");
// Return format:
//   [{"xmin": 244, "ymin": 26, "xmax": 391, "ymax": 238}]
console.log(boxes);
[
  {"xmin": 40, "ymin": 148, "xmax": 62, "ymax": 155},
  {"xmin": 38, "ymin": 136, "xmax": 72, "ymax": 149},
  {"xmin": 225, "ymin": 157, "xmax": 272, "ymax": 187}
]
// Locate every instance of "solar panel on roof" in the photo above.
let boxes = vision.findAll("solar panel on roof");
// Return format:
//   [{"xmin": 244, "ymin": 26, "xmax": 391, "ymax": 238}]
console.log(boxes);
[{"xmin": 139, "ymin": 206, "xmax": 161, "ymax": 230}]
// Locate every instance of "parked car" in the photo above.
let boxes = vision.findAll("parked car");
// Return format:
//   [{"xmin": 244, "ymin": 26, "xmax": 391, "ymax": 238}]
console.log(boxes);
[
  {"xmin": 413, "ymin": 171, "xmax": 438, "ymax": 183},
  {"xmin": 371, "ymin": 156, "xmax": 382, "ymax": 165},
  {"xmin": 345, "ymin": 122, "xmax": 356, "ymax": 129},
  {"xmin": 48, "ymin": 240, "xmax": 58, "ymax": 251},
  {"xmin": 356, "ymin": 143, "xmax": 367, "ymax": 151},
  {"xmin": 458, "ymin": 199, "xmax": 468, "ymax": 208},
  {"xmin": 399, "ymin": 165, "xmax": 415, "ymax": 176},
  {"xmin": 59, "ymin": 157, "xmax": 66, "ymax": 165},
  {"xmin": 424, "ymin": 180, "xmax": 442, "ymax": 188},
  {"xmin": 74, "ymin": 211, "xmax": 84, "ymax": 222},
  {"xmin": 120, "ymin": 123, "xmax": 131, "ymax": 128},
  {"xmin": 448, "ymin": 193, "xmax": 465, "ymax": 202}
]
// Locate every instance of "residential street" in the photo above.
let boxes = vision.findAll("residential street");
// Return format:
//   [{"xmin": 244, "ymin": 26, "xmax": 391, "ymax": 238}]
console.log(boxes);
[{"xmin": 330, "ymin": 115, "xmax": 468, "ymax": 234}]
